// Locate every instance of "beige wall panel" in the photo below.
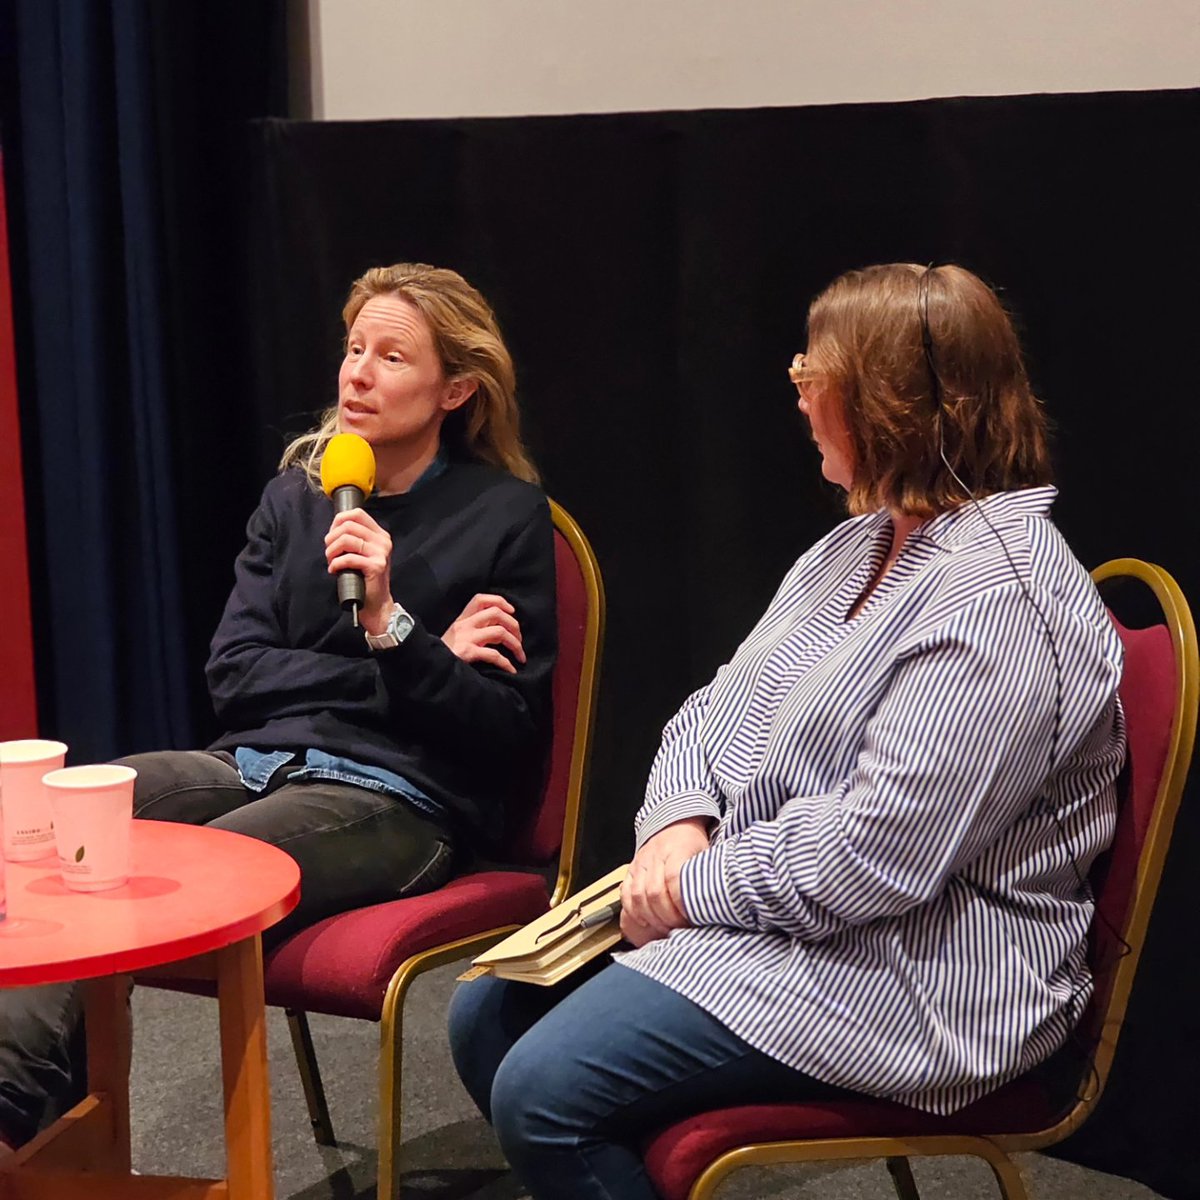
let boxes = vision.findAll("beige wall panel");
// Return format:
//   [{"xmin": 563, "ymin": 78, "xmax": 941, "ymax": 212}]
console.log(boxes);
[{"xmin": 309, "ymin": 0, "xmax": 1200, "ymax": 120}]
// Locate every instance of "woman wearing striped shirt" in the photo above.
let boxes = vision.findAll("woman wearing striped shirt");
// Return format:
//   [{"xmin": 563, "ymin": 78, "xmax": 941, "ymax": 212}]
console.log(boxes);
[{"xmin": 448, "ymin": 263, "xmax": 1125, "ymax": 1200}]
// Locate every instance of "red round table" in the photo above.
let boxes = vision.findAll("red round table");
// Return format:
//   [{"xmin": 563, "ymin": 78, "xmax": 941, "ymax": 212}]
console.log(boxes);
[{"xmin": 0, "ymin": 820, "xmax": 300, "ymax": 1200}]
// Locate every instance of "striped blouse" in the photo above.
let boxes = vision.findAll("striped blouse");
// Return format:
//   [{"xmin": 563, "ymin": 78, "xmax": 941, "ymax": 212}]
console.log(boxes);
[{"xmin": 616, "ymin": 486, "xmax": 1125, "ymax": 1114}]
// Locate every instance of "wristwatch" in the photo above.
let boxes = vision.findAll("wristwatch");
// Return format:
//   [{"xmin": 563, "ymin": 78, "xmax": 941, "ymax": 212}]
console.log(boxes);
[{"xmin": 364, "ymin": 601, "xmax": 415, "ymax": 650}]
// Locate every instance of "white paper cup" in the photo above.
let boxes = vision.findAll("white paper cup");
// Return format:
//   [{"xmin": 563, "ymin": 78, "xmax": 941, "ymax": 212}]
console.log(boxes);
[
  {"xmin": 0, "ymin": 739, "xmax": 68, "ymax": 862},
  {"xmin": 43, "ymin": 764, "xmax": 137, "ymax": 892}
]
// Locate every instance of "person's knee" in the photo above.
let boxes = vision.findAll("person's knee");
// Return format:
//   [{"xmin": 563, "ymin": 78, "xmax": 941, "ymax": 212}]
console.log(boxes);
[
  {"xmin": 489, "ymin": 1040, "xmax": 553, "ymax": 1165},
  {"xmin": 450, "ymin": 977, "xmax": 573, "ymax": 1159},
  {"xmin": 448, "ymin": 978, "xmax": 509, "ymax": 1121},
  {"xmin": 115, "ymin": 749, "xmax": 198, "ymax": 781},
  {"xmin": 121, "ymin": 751, "xmax": 240, "ymax": 821},
  {"xmin": 490, "ymin": 1029, "xmax": 603, "ymax": 1169}
]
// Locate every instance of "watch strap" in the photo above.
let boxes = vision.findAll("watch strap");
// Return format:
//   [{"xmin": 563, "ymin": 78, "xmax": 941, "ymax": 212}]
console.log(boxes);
[{"xmin": 364, "ymin": 602, "xmax": 414, "ymax": 650}]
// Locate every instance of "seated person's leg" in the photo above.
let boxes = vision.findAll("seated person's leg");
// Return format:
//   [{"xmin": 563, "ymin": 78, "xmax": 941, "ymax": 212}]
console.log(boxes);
[
  {"xmin": 455, "ymin": 961, "xmax": 851, "ymax": 1200},
  {"xmin": 206, "ymin": 780, "xmax": 453, "ymax": 948},
  {"xmin": 0, "ymin": 984, "xmax": 82, "ymax": 1148},
  {"xmin": 120, "ymin": 750, "xmax": 245, "ymax": 824},
  {"xmin": 447, "ymin": 955, "xmax": 611, "ymax": 1121}
]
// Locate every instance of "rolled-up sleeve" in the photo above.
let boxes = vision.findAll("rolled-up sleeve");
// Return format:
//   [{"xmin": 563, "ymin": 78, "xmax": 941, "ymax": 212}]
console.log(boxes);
[{"xmin": 633, "ymin": 678, "xmax": 726, "ymax": 848}]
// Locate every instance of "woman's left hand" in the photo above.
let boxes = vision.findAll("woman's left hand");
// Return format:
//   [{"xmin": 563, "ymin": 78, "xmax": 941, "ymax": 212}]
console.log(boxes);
[
  {"xmin": 324, "ymin": 507, "xmax": 395, "ymax": 632},
  {"xmin": 442, "ymin": 593, "xmax": 526, "ymax": 673}
]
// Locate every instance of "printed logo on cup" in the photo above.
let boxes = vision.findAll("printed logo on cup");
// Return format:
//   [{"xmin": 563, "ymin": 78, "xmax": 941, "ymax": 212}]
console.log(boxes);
[{"xmin": 42, "ymin": 764, "xmax": 137, "ymax": 893}]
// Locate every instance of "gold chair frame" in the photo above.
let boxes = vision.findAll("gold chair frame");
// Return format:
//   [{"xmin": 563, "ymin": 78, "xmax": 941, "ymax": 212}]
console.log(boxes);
[
  {"xmin": 286, "ymin": 498, "xmax": 605, "ymax": 1200},
  {"xmin": 683, "ymin": 558, "xmax": 1198, "ymax": 1200}
]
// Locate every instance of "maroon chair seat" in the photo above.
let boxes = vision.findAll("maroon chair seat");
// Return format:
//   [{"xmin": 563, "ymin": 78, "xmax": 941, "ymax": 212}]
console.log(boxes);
[
  {"xmin": 261, "ymin": 871, "xmax": 551, "ymax": 1019},
  {"xmin": 644, "ymin": 1079, "xmax": 1064, "ymax": 1200},
  {"xmin": 641, "ymin": 559, "xmax": 1198, "ymax": 1200}
]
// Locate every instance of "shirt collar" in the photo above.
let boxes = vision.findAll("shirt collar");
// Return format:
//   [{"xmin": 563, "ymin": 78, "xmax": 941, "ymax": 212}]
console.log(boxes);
[
  {"xmin": 405, "ymin": 445, "xmax": 450, "ymax": 495},
  {"xmin": 905, "ymin": 485, "xmax": 1058, "ymax": 553}
]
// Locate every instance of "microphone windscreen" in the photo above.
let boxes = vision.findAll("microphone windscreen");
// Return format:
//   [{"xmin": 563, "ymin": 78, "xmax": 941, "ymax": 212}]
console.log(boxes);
[{"xmin": 320, "ymin": 433, "xmax": 377, "ymax": 499}]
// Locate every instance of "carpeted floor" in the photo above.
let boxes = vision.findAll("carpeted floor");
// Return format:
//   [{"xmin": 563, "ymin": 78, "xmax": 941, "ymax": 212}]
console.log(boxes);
[{"xmin": 129, "ymin": 963, "xmax": 1161, "ymax": 1199}]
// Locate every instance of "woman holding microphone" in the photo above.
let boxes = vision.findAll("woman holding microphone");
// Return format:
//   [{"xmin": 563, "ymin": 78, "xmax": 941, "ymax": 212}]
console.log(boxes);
[{"xmin": 0, "ymin": 262, "xmax": 557, "ymax": 1150}]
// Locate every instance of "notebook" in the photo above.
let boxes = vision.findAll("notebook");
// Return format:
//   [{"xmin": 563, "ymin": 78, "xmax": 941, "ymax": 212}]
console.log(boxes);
[{"xmin": 460, "ymin": 864, "xmax": 629, "ymax": 986}]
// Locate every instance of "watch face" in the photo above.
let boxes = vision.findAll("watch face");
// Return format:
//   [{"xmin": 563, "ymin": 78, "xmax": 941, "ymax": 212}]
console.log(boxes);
[{"xmin": 366, "ymin": 605, "xmax": 413, "ymax": 649}]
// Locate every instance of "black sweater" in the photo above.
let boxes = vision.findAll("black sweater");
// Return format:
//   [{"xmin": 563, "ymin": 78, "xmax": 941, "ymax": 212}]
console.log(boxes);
[{"xmin": 205, "ymin": 460, "xmax": 557, "ymax": 849}]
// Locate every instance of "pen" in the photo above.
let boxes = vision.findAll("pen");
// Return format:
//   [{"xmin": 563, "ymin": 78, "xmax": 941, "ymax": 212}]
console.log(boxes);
[{"xmin": 578, "ymin": 899, "xmax": 622, "ymax": 930}]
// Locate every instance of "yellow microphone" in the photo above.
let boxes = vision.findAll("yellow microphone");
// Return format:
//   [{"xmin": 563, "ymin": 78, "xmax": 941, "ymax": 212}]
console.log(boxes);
[{"xmin": 320, "ymin": 433, "xmax": 377, "ymax": 626}]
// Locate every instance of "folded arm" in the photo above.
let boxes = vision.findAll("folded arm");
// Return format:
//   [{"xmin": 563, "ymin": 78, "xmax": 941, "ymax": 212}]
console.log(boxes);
[
  {"xmin": 206, "ymin": 501, "xmax": 381, "ymax": 725},
  {"xmin": 369, "ymin": 500, "xmax": 557, "ymax": 754}
]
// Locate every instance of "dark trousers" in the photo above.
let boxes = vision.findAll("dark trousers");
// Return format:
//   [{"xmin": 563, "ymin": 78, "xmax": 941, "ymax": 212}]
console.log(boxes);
[{"xmin": 0, "ymin": 749, "xmax": 453, "ymax": 1144}]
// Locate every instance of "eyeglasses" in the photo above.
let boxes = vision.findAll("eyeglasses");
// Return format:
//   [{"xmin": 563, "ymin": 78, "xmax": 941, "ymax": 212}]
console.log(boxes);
[{"xmin": 788, "ymin": 352, "xmax": 823, "ymax": 389}]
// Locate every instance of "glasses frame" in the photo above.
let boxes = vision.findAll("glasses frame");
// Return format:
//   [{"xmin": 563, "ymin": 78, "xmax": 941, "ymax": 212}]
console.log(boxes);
[{"xmin": 788, "ymin": 352, "xmax": 828, "ymax": 396}]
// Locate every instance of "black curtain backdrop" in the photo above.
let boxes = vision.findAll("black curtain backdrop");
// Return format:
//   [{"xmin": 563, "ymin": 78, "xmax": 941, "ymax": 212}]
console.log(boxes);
[
  {"xmin": 240, "ymin": 90, "xmax": 1198, "ymax": 1198},
  {"xmin": 0, "ymin": 0, "xmax": 288, "ymax": 760}
]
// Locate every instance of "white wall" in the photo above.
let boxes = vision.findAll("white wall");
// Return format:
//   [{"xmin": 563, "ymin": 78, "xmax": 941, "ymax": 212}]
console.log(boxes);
[{"xmin": 308, "ymin": 0, "xmax": 1199, "ymax": 121}]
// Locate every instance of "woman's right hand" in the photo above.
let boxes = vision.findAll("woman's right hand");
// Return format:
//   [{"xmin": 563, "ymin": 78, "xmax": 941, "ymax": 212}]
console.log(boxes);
[
  {"xmin": 442, "ymin": 593, "xmax": 526, "ymax": 674},
  {"xmin": 324, "ymin": 507, "xmax": 395, "ymax": 632},
  {"xmin": 620, "ymin": 817, "xmax": 711, "ymax": 947}
]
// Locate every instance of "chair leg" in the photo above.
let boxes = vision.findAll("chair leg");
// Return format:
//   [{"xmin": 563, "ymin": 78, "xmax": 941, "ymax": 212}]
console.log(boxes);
[
  {"xmin": 286, "ymin": 1009, "xmax": 336, "ymax": 1146},
  {"xmin": 886, "ymin": 1156, "xmax": 920, "ymax": 1200},
  {"xmin": 981, "ymin": 1151, "xmax": 1028, "ymax": 1200},
  {"xmin": 376, "ymin": 984, "xmax": 407, "ymax": 1200}
]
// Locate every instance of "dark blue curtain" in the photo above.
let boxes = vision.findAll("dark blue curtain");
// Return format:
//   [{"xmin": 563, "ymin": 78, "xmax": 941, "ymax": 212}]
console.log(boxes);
[{"xmin": 1, "ymin": 0, "xmax": 288, "ymax": 761}]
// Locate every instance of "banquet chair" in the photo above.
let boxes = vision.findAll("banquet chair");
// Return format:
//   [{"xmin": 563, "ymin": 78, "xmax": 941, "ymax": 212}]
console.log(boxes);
[
  {"xmin": 641, "ymin": 558, "xmax": 1197, "ymax": 1200},
  {"xmin": 142, "ymin": 498, "xmax": 604, "ymax": 1200}
]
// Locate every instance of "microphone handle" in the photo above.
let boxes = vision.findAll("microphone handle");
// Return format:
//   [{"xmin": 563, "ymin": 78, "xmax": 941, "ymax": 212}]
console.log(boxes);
[{"xmin": 331, "ymin": 485, "xmax": 367, "ymax": 616}]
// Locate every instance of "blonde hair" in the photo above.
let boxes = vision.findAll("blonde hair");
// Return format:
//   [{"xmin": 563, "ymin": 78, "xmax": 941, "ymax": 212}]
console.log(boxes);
[
  {"xmin": 280, "ymin": 263, "xmax": 539, "ymax": 484},
  {"xmin": 805, "ymin": 263, "xmax": 1052, "ymax": 517}
]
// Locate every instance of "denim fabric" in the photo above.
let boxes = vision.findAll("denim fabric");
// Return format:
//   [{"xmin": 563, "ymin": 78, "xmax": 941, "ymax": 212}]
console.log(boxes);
[
  {"xmin": 234, "ymin": 746, "xmax": 444, "ymax": 820},
  {"xmin": 234, "ymin": 746, "xmax": 295, "ymax": 791},
  {"xmin": 448, "ymin": 961, "xmax": 852, "ymax": 1200},
  {"xmin": 407, "ymin": 445, "xmax": 448, "ymax": 492}
]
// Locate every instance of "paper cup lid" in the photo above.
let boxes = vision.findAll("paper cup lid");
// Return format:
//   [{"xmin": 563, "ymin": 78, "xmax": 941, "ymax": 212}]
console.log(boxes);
[
  {"xmin": 0, "ymin": 739, "xmax": 69, "ymax": 763},
  {"xmin": 42, "ymin": 764, "xmax": 137, "ymax": 789}
]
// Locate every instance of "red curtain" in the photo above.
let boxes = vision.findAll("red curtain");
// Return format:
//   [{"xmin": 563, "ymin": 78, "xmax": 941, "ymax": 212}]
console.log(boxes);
[{"xmin": 0, "ymin": 153, "xmax": 37, "ymax": 737}]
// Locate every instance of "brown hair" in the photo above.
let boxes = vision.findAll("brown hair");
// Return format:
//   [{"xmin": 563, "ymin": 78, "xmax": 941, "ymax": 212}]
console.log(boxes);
[
  {"xmin": 803, "ymin": 263, "xmax": 1052, "ymax": 517},
  {"xmin": 280, "ymin": 263, "xmax": 539, "ymax": 484}
]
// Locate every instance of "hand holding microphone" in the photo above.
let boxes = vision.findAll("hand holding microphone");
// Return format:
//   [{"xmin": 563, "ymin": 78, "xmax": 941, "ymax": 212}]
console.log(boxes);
[{"xmin": 320, "ymin": 433, "xmax": 380, "ymax": 628}]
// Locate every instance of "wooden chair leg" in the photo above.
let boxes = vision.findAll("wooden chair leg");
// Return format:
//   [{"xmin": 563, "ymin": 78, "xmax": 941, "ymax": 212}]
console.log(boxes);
[
  {"xmin": 286, "ymin": 1010, "xmax": 336, "ymax": 1146},
  {"xmin": 886, "ymin": 1156, "xmax": 920, "ymax": 1200}
]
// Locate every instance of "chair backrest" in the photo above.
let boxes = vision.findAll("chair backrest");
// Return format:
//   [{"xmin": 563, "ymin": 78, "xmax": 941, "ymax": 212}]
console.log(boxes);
[
  {"xmin": 1072, "ymin": 559, "xmax": 1197, "ymax": 1123},
  {"xmin": 503, "ymin": 499, "xmax": 605, "ymax": 905}
]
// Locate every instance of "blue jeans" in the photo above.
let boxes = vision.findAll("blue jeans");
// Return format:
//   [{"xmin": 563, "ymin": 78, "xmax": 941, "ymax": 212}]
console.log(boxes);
[{"xmin": 448, "ymin": 960, "xmax": 854, "ymax": 1200}]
